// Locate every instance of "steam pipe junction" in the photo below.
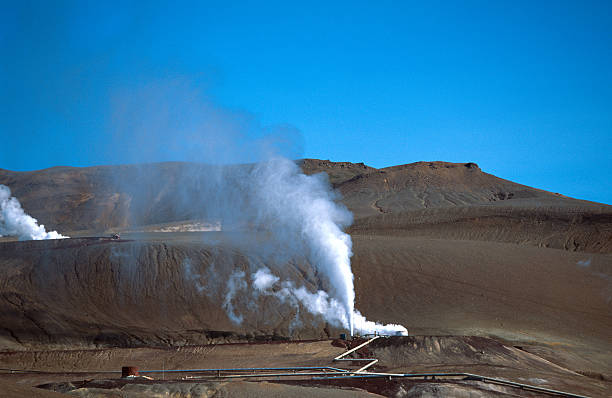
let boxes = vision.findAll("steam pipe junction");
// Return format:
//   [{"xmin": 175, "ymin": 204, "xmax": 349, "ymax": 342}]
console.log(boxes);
[
  {"xmin": 3, "ymin": 334, "xmax": 591, "ymax": 398},
  {"xmin": 176, "ymin": 334, "xmax": 590, "ymax": 398}
]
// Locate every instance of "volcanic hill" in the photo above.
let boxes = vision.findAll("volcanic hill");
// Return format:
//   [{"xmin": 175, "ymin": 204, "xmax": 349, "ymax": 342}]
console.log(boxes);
[
  {"xmin": 0, "ymin": 160, "xmax": 610, "ymax": 397},
  {"xmin": 1, "ymin": 159, "xmax": 609, "ymax": 252}
]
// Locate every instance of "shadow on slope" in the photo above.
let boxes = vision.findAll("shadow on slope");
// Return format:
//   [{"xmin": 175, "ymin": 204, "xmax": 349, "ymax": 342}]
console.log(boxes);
[{"xmin": 0, "ymin": 237, "xmax": 339, "ymax": 350}]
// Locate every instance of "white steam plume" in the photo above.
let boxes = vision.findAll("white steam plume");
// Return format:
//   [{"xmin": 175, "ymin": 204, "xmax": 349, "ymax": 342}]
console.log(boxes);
[
  {"xmin": 252, "ymin": 267, "xmax": 279, "ymax": 291},
  {"xmin": 246, "ymin": 157, "xmax": 356, "ymax": 333},
  {"xmin": 109, "ymin": 77, "xmax": 406, "ymax": 335},
  {"xmin": 0, "ymin": 184, "xmax": 68, "ymax": 240},
  {"xmin": 223, "ymin": 270, "xmax": 247, "ymax": 324},
  {"xmin": 231, "ymin": 159, "xmax": 407, "ymax": 336},
  {"xmin": 250, "ymin": 267, "xmax": 407, "ymax": 336}
]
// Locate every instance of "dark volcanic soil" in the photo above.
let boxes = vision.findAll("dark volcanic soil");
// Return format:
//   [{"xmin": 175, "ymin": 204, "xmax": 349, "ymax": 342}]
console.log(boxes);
[
  {"xmin": 0, "ymin": 236, "xmax": 342, "ymax": 350},
  {"xmin": 1, "ymin": 233, "xmax": 609, "ymax": 351},
  {"xmin": 1, "ymin": 337, "xmax": 609, "ymax": 397},
  {"xmin": 0, "ymin": 159, "xmax": 611, "ymax": 397},
  {"xmin": 1, "ymin": 160, "xmax": 610, "ymax": 253}
]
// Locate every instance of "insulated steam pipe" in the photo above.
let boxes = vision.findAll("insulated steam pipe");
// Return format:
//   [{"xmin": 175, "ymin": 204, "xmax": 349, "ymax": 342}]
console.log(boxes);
[
  {"xmin": 333, "ymin": 336, "xmax": 379, "ymax": 361},
  {"xmin": 333, "ymin": 335, "xmax": 380, "ymax": 374},
  {"xmin": 138, "ymin": 366, "xmax": 348, "ymax": 374},
  {"xmin": 312, "ymin": 372, "xmax": 591, "ymax": 398}
]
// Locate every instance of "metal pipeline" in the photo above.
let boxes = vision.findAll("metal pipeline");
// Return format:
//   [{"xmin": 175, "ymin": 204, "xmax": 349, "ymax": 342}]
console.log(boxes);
[
  {"xmin": 312, "ymin": 372, "xmax": 591, "ymax": 398},
  {"xmin": 9, "ymin": 335, "xmax": 589, "ymax": 398},
  {"xmin": 333, "ymin": 335, "xmax": 380, "ymax": 375},
  {"xmin": 152, "ymin": 335, "xmax": 593, "ymax": 398},
  {"xmin": 188, "ymin": 371, "xmax": 353, "ymax": 380},
  {"xmin": 0, "ymin": 366, "xmax": 348, "ymax": 376},
  {"xmin": 327, "ymin": 336, "xmax": 590, "ymax": 397},
  {"xmin": 137, "ymin": 366, "xmax": 348, "ymax": 374},
  {"xmin": 333, "ymin": 336, "xmax": 379, "ymax": 361}
]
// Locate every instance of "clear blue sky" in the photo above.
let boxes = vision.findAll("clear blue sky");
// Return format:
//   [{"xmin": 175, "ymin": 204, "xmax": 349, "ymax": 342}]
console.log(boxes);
[{"xmin": 1, "ymin": 1, "xmax": 611, "ymax": 204}]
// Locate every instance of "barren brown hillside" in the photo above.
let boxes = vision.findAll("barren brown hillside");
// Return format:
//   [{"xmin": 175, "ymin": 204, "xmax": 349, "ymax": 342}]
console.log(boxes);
[
  {"xmin": 307, "ymin": 160, "xmax": 612, "ymax": 253},
  {"xmin": 2, "ymin": 159, "xmax": 609, "ymax": 253},
  {"xmin": 300, "ymin": 159, "xmax": 602, "ymax": 215},
  {"xmin": 1, "ymin": 160, "xmax": 611, "ymax": 397}
]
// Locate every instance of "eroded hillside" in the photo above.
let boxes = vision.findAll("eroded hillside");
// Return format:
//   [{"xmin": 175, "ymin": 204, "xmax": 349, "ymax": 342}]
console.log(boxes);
[{"xmin": 2, "ymin": 159, "xmax": 610, "ymax": 253}]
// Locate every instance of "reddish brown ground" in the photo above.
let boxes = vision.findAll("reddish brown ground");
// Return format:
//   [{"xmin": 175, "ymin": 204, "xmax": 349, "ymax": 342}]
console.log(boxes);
[{"xmin": 0, "ymin": 159, "xmax": 610, "ymax": 397}]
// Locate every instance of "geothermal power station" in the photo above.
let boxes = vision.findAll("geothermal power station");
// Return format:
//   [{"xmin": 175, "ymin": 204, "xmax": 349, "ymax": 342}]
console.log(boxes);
[{"xmin": 0, "ymin": 159, "xmax": 610, "ymax": 397}]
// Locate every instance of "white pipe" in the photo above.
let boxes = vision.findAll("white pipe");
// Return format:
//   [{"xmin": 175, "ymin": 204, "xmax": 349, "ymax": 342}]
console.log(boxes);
[
  {"xmin": 354, "ymin": 359, "xmax": 378, "ymax": 373},
  {"xmin": 333, "ymin": 335, "xmax": 380, "ymax": 375},
  {"xmin": 333, "ymin": 336, "xmax": 379, "ymax": 361}
]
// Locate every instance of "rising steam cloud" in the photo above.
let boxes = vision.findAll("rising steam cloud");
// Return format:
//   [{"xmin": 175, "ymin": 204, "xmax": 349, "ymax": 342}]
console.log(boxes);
[
  {"xmin": 0, "ymin": 184, "xmax": 67, "ymax": 240},
  {"xmin": 247, "ymin": 157, "xmax": 356, "ymax": 332},
  {"xmin": 196, "ymin": 157, "xmax": 407, "ymax": 336},
  {"xmin": 111, "ymin": 78, "xmax": 406, "ymax": 336}
]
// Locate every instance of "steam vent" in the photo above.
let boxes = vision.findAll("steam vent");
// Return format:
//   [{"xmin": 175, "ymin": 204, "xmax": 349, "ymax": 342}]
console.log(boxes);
[{"xmin": 1, "ymin": 159, "xmax": 609, "ymax": 397}]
